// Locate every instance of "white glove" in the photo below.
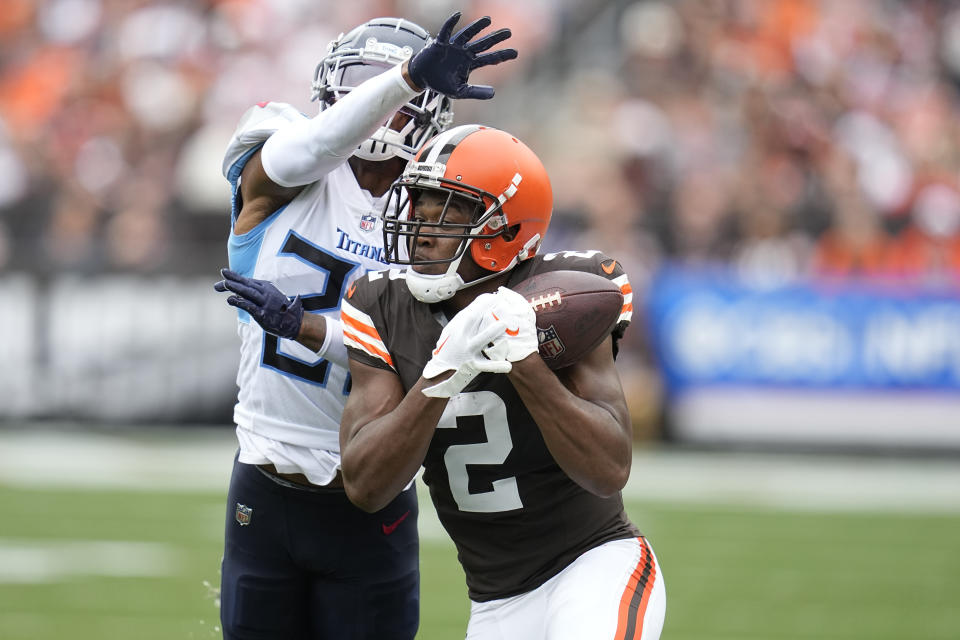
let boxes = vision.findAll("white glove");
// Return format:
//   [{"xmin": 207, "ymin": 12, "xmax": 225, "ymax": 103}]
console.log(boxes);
[
  {"xmin": 484, "ymin": 286, "xmax": 539, "ymax": 363},
  {"xmin": 422, "ymin": 293, "xmax": 513, "ymax": 398}
]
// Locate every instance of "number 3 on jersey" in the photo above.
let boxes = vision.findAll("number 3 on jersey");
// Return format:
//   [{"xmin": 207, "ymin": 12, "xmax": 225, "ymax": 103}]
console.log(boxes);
[
  {"xmin": 437, "ymin": 391, "xmax": 523, "ymax": 513},
  {"xmin": 261, "ymin": 231, "xmax": 357, "ymax": 386}
]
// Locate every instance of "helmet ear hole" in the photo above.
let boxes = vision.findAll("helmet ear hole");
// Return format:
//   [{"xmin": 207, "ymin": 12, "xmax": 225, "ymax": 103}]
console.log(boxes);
[
  {"xmin": 414, "ymin": 111, "xmax": 432, "ymax": 127},
  {"xmin": 503, "ymin": 224, "xmax": 521, "ymax": 242}
]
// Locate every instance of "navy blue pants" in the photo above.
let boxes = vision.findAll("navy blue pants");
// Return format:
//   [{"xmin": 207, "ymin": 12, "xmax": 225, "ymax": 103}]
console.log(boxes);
[{"xmin": 220, "ymin": 456, "xmax": 419, "ymax": 639}]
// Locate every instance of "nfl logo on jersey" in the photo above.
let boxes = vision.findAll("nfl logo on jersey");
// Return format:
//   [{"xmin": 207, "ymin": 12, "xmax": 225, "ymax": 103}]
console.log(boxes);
[
  {"xmin": 538, "ymin": 325, "xmax": 565, "ymax": 359},
  {"xmin": 359, "ymin": 213, "xmax": 377, "ymax": 232},
  {"xmin": 235, "ymin": 503, "xmax": 253, "ymax": 526}
]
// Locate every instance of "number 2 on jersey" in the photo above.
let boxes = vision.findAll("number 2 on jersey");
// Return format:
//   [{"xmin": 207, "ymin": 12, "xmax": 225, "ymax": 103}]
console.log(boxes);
[
  {"xmin": 437, "ymin": 391, "xmax": 523, "ymax": 513},
  {"xmin": 261, "ymin": 231, "xmax": 357, "ymax": 387}
]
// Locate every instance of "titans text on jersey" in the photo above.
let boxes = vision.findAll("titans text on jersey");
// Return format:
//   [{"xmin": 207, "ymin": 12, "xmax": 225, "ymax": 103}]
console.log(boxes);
[{"xmin": 336, "ymin": 227, "xmax": 388, "ymax": 264}]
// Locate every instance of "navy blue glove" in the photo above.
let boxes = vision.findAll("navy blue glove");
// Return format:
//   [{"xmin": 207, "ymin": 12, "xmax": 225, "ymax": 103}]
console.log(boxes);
[
  {"xmin": 408, "ymin": 12, "xmax": 517, "ymax": 100},
  {"xmin": 214, "ymin": 268, "xmax": 303, "ymax": 340}
]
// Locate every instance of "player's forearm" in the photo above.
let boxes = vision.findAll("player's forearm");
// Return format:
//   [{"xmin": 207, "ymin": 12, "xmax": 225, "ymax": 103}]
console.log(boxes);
[
  {"xmin": 400, "ymin": 59, "xmax": 422, "ymax": 91},
  {"xmin": 295, "ymin": 315, "xmax": 349, "ymax": 369},
  {"xmin": 295, "ymin": 313, "xmax": 326, "ymax": 352},
  {"xmin": 340, "ymin": 378, "xmax": 447, "ymax": 512},
  {"xmin": 261, "ymin": 64, "xmax": 421, "ymax": 187},
  {"xmin": 508, "ymin": 356, "xmax": 632, "ymax": 497}
]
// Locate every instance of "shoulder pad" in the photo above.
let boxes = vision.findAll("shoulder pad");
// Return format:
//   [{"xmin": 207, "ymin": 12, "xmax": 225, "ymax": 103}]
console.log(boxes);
[
  {"xmin": 346, "ymin": 269, "xmax": 403, "ymax": 308},
  {"xmin": 535, "ymin": 249, "xmax": 632, "ymax": 325},
  {"xmin": 221, "ymin": 102, "xmax": 306, "ymax": 178},
  {"xmin": 341, "ymin": 270, "xmax": 407, "ymax": 371},
  {"xmin": 538, "ymin": 249, "xmax": 623, "ymax": 278}
]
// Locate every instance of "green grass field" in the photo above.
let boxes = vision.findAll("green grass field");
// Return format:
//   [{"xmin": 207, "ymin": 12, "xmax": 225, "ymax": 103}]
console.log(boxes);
[{"xmin": 1, "ymin": 482, "xmax": 958, "ymax": 640}]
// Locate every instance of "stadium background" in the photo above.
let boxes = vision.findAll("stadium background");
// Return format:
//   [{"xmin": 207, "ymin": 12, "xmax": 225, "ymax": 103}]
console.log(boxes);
[{"xmin": 1, "ymin": 0, "xmax": 958, "ymax": 638}]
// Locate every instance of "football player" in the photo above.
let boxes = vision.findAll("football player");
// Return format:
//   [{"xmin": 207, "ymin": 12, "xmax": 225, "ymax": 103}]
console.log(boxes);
[
  {"xmin": 212, "ymin": 13, "xmax": 516, "ymax": 640},
  {"xmin": 338, "ymin": 125, "xmax": 667, "ymax": 639}
]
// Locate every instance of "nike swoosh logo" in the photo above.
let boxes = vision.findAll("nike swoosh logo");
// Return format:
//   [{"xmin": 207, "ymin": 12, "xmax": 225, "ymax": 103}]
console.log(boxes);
[
  {"xmin": 382, "ymin": 510, "xmax": 411, "ymax": 535},
  {"xmin": 433, "ymin": 335, "xmax": 450, "ymax": 356},
  {"xmin": 493, "ymin": 313, "xmax": 520, "ymax": 337},
  {"xmin": 601, "ymin": 260, "xmax": 617, "ymax": 275},
  {"xmin": 347, "ymin": 282, "xmax": 357, "ymax": 298}
]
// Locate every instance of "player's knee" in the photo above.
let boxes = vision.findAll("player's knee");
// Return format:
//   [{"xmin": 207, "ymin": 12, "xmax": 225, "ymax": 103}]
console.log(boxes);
[{"xmin": 220, "ymin": 575, "xmax": 304, "ymax": 639}]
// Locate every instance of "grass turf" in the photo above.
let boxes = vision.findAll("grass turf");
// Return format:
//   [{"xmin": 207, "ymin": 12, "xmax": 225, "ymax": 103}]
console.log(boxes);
[{"xmin": 0, "ymin": 485, "xmax": 957, "ymax": 639}]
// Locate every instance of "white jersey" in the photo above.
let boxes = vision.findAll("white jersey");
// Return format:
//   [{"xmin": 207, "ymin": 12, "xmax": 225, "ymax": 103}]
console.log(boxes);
[{"xmin": 223, "ymin": 102, "xmax": 390, "ymax": 476}]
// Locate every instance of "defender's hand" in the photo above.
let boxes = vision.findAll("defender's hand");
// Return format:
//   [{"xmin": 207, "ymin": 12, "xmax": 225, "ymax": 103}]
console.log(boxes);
[
  {"xmin": 214, "ymin": 268, "xmax": 303, "ymax": 340},
  {"xmin": 407, "ymin": 12, "xmax": 517, "ymax": 100}
]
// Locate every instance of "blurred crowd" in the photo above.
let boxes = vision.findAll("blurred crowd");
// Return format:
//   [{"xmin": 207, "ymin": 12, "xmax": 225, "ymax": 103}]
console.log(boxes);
[
  {"xmin": 527, "ymin": 0, "xmax": 960, "ymax": 297},
  {"xmin": 2, "ymin": 0, "xmax": 960, "ymax": 287}
]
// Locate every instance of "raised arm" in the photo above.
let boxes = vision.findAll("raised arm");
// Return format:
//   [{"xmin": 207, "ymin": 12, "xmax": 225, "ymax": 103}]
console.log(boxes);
[
  {"xmin": 242, "ymin": 10, "xmax": 518, "ymax": 213},
  {"xmin": 257, "ymin": 64, "xmax": 421, "ymax": 190},
  {"xmin": 231, "ymin": 64, "xmax": 421, "ymax": 236},
  {"xmin": 233, "ymin": 150, "xmax": 303, "ymax": 235}
]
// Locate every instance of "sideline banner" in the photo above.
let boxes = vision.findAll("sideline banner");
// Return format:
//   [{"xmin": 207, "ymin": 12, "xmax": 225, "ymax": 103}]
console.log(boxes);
[{"xmin": 645, "ymin": 266, "xmax": 960, "ymax": 448}]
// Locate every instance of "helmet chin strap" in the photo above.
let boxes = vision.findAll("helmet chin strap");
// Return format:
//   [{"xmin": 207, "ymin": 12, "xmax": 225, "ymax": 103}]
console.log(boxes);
[
  {"xmin": 405, "ymin": 268, "xmax": 464, "ymax": 304},
  {"xmin": 405, "ymin": 245, "xmax": 469, "ymax": 303},
  {"xmin": 405, "ymin": 239, "xmax": 503, "ymax": 303}
]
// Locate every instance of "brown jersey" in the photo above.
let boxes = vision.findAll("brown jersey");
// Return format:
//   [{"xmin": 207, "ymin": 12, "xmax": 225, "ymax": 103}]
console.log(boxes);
[{"xmin": 341, "ymin": 250, "xmax": 640, "ymax": 601}]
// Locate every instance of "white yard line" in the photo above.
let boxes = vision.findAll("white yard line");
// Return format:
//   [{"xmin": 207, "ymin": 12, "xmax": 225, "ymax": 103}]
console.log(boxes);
[
  {"xmin": 1, "ymin": 425, "xmax": 958, "ymax": 515},
  {"xmin": 0, "ymin": 539, "xmax": 180, "ymax": 584},
  {"xmin": 625, "ymin": 448, "xmax": 960, "ymax": 514},
  {"xmin": 0, "ymin": 426, "xmax": 236, "ymax": 492}
]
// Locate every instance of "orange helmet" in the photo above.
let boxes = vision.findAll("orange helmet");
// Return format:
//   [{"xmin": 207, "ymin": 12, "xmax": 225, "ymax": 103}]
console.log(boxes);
[{"xmin": 382, "ymin": 125, "xmax": 553, "ymax": 302}]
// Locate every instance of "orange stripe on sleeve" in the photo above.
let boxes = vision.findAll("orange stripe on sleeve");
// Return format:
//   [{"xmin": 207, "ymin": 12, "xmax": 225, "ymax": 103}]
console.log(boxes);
[
  {"xmin": 614, "ymin": 537, "xmax": 657, "ymax": 640},
  {"xmin": 342, "ymin": 309, "xmax": 384, "ymax": 342},
  {"xmin": 343, "ymin": 328, "xmax": 394, "ymax": 367},
  {"xmin": 620, "ymin": 283, "xmax": 633, "ymax": 295}
]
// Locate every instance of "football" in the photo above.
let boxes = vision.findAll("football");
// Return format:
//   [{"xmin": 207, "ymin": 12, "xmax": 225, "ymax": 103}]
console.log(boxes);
[{"xmin": 510, "ymin": 269, "xmax": 624, "ymax": 370}]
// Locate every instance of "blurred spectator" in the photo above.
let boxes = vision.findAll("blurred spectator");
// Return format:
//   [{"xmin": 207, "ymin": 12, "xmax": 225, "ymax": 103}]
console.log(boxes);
[
  {"xmin": 810, "ymin": 148, "xmax": 895, "ymax": 279},
  {"xmin": 727, "ymin": 150, "xmax": 815, "ymax": 287},
  {"xmin": 42, "ymin": 184, "xmax": 101, "ymax": 271},
  {"xmin": 887, "ymin": 182, "xmax": 960, "ymax": 285},
  {"xmin": 669, "ymin": 167, "xmax": 731, "ymax": 262},
  {"xmin": 2, "ymin": 0, "xmax": 960, "ymax": 408}
]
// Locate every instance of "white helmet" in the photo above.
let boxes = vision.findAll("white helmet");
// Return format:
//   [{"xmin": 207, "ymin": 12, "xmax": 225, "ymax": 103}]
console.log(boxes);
[{"xmin": 311, "ymin": 17, "xmax": 454, "ymax": 162}]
